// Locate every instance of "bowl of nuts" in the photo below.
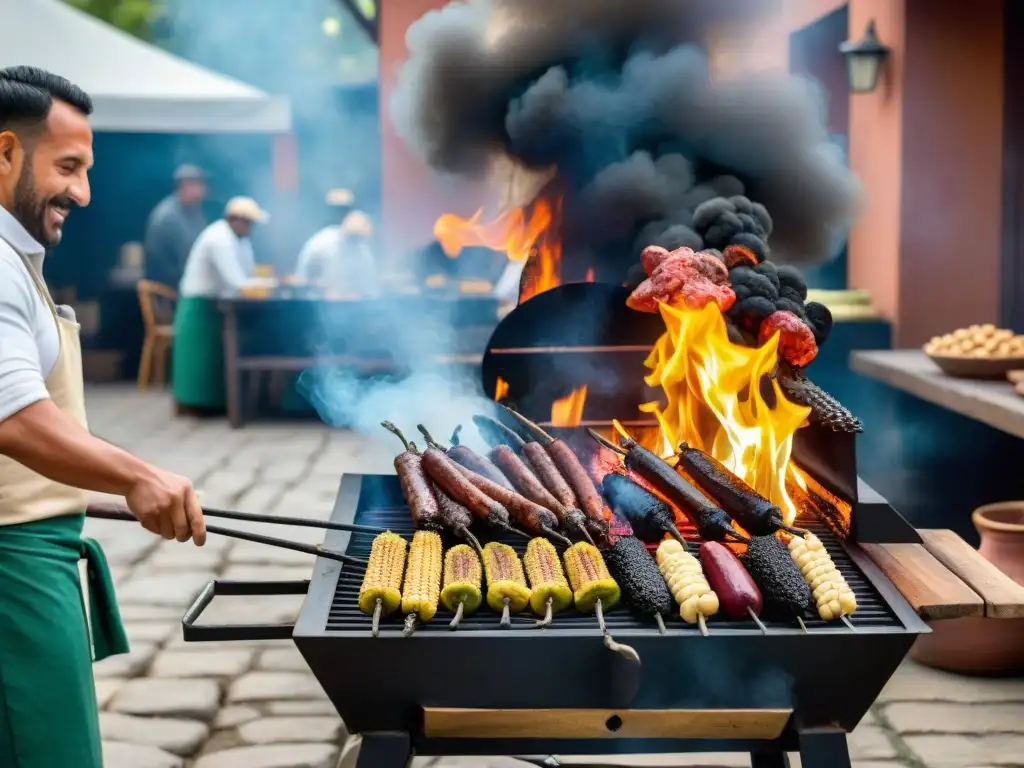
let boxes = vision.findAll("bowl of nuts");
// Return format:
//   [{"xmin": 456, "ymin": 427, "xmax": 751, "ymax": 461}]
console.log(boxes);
[{"xmin": 923, "ymin": 325, "xmax": 1024, "ymax": 378}]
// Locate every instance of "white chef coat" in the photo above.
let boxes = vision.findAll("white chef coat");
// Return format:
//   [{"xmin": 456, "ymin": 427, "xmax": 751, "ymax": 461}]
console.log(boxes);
[
  {"xmin": 295, "ymin": 225, "xmax": 380, "ymax": 296},
  {"xmin": 0, "ymin": 205, "xmax": 61, "ymax": 423},
  {"xmin": 178, "ymin": 219, "xmax": 256, "ymax": 298}
]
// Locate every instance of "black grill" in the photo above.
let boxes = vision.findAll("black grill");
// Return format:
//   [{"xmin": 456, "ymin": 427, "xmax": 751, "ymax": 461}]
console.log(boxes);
[{"xmin": 326, "ymin": 507, "xmax": 900, "ymax": 635}]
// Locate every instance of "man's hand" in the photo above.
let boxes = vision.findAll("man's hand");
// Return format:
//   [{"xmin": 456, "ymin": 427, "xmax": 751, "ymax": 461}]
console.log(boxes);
[{"xmin": 125, "ymin": 465, "xmax": 207, "ymax": 546}]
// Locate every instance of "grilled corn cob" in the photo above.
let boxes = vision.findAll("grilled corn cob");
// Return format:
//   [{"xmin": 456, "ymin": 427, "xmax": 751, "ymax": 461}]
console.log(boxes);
[
  {"xmin": 787, "ymin": 533, "xmax": 857, "ymax": 620},
  {"xmin": 563, "ymin": 542, "xmax": 637, "ymax": 662},
  {"xmin": 358, "ymin": 531, "xmax": 408, "ymax": 636},
  {"xmin": 482, "ymin": 541, "xmax": 532, "ymax": 627},
  {"xmin": 656, "ymin": 539, "xmax": 719, "ymax": 630},
  {"xmin": 523, "ymin": 538, "xmax": 572, "ymax": 626},
  {"xmin": 606, "ymin": 536, "xmax": 673, "ymax": 632},
  {"xmin": 441, "ymin": 544, "xmax": 483, "ymax": 630},
  {"xmin": 563, "ymin": 542, "xmax": 620, "ymax": 613},
  {"xmin": 742, "ymin": 534, "xmax": 812, "ymax": 623},
  {"xmin": 400, "ymin": 530, "xmax": 443, "ymax": 636}
]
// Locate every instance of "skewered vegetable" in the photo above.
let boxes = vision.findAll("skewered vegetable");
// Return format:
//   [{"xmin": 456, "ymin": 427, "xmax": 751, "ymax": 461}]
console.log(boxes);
[
  {"xmin": 504, "ymin": 408, "xmax": 611, "ymax": 542},
  {"xmin": 676, "ymin": 443, "xmax": 806, "ymax": 536},
  {"xmin": 441, "ymin": 544, "xmax": 483, "ymax": 630},
  {"xmin": 383, "ymin": 422, "xmax": 513, "ymax": 533},
  {"xmin": 700, "ymin": 541, "xmax": 763, "ymax": 623},
  {"xmin": 482, "ymin": 542, "xmax": 532, "ymax": 627},
  {"xmin": 445, "ymin": 424, "xmax": 515, "ymax": 490},
  {"xmin": 385, "ymin": 427, "xmax": 443, "ymax": 532},
  {"xmin": 400, "ymin": 530, "xmax": 443, "ymax": 636},
  {"xmin": 656, "ymin": 539, "xmax": 719, "ymax": 631},
  {"xmin": 451, "ymin": 463, "xmax": 572, "ymax": 547},
  {"xmin": 472, "ymin": 415, "xmax": 592, "ymax": 543},
  {"xmin": 605, "ymin": 536, "xmax": 673, "ymax": 632},
  {"xmin": 602, "ymin": 472, "xmax": 688, "ymax": 546},
  {"xmin": 787, "ymin": 533, "xmax": 857, "ymax": 620},
  {"xmin": 563, "ymin": 542, "xmax": 620, "ymax": 613},
  {"xmin": 588, "ymin": 428, "xmax": 747, "ymax": 544},
  {"xmin": 358, "ymin": 531, "xmax": 408, "ymax": 637},
  {"xmin": 523, "ymin": 538, "xmax": 573, "ymax": 626},
  {"xmin": 741, "ymin": 535, "xmax": 812, "ymax": 622},
  {"xmin": 563, "ymin": 542, "xmax": 637, "ymax": 662}
]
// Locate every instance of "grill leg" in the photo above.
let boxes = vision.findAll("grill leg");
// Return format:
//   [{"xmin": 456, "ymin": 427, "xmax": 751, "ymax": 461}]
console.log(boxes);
[
  {"xmin": 353, "ymin": 732, "xmax": 412, "ymax": 768},
  {"xmin": 797, "ymin": 727, "xmax": 852, "ymax": 768},
  {"xmin": 750, "ymin": 747, "xmax": 791, "ymax": 767}
]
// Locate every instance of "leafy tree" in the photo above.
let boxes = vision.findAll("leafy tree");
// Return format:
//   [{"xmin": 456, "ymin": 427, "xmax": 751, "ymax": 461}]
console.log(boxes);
[{"xmin": 65, "ymin": 0, "xmax": 164, "ymax": 40}]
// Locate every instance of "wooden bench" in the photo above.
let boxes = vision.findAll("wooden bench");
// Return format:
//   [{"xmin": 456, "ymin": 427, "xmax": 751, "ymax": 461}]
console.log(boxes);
[{"xmin": 862, "ymin": 529, "xmax": 1024, "ymax": 621}]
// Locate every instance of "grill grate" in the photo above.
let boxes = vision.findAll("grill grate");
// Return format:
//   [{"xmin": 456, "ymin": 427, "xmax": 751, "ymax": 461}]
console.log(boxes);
[{"xmin": 325, "ymin": 507, "xmax": 901, "ymax": 634}]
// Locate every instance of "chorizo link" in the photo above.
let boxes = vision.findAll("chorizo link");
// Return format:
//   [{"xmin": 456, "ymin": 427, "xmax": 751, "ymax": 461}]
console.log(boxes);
[
  {"xmin": 382, "ymin": 424, "xmax": 443, "ymax": 531},
  {"xmin": 422, "ymin": 446, "xmax": 512, "ymax": 532},
  {"xmin": 454, "ymin": 465, "xmax": 571, "ymax": 547}
]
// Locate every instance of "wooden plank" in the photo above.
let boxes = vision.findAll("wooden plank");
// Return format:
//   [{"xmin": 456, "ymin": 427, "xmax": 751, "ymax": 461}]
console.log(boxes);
[
  {"xmin": 422, "ymin": 708, "xmax": 792, "ymax": 741},
  {"xmin": 919, "ymin": 529, "xmax": 1024, "ymax": 619},
  {"xmin": 860, "ymin": 542, "xmax": 985, "ymax": 620},
  {"xmin": 850, "ymin": 350, "xmax": 1024, "ymax": 440}
]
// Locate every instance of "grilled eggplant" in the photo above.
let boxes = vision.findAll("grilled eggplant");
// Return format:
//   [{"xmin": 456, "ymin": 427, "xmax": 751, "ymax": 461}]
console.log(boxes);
[{"xmin": 602, "ymin": 472, "xmax": 687, "ymax": 546}]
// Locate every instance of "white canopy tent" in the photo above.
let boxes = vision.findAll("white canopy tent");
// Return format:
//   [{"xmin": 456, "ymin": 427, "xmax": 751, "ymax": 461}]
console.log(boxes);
[{"xmin": 0, "ymin": 0, "xmax": 292, "ymax": 134}]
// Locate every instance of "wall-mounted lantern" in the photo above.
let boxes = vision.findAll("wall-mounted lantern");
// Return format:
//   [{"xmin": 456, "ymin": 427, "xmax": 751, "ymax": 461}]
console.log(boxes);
[{"xmin": 839, "ymin": 20, "xmax": 891, "ymax": 94}]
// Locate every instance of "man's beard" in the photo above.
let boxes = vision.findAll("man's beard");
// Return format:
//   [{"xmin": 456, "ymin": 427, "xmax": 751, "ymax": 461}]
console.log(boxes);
[{"xmin": 12, "ymin": 162, "xmax": 73, "ymax": 248}]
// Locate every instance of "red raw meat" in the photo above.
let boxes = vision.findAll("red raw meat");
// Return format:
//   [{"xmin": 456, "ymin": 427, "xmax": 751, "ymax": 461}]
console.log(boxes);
[
  {"xmin": 628, "ymin": 245, "xmax": 736, "ymax": 314},
  {"xmin": 758, "ymin": 310, "xmax": 818, "ymax": 368}
]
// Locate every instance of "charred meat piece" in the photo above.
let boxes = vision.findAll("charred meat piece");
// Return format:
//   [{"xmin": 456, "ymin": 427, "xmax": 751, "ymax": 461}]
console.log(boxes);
[
  {"xmin": 759, "ymin": 310, "xmax": 818, "ymax": 368},
  {"xmin": 605, "ymin": 536, "xmax": 673, "ymax": 630},
  {"xmin": 627, "ymin": 245, "xmax": 736, "ymax": 314},
  {"xmin": 589, "ymin": 430, "xmax": 747, "ymax": 544},
  {"xmin": 676, "ymin": 443, "xmax": 805, "ymax": 537},
  {"xmin": 741, "ymin": 535, "xmax": 812, "ymax": 622},
  {"xmin": 601, "ymin": 472, "xmax": 687, "ymax": 546}
]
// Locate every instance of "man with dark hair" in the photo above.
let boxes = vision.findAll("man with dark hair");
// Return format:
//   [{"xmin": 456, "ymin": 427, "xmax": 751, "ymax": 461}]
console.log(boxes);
[
  {"xmin": 0, "ymin": 66, "xmax": 207, "ymax": 767},
  {"xmin": 143, "ymin": 163, "xmax": 208, "ymax": 287}
]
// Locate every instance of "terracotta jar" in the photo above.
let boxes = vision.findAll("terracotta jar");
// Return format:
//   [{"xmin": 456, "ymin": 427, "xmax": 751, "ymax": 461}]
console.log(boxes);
[{"xmin": 910, "ymin": 502, "xmax": 1024, "ymax": 676}]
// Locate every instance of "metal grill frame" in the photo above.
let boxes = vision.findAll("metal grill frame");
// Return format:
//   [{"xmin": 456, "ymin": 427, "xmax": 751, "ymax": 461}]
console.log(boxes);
[{"xmin": 289, "ymin": 473, "xmax": 928, "ymax": 767}]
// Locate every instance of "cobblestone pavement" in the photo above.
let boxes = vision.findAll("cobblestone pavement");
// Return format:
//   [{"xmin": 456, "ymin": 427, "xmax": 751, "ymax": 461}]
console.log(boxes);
[{"xmin": 82, "ymin": 386, "xmax": 1024, "ymax": 768}]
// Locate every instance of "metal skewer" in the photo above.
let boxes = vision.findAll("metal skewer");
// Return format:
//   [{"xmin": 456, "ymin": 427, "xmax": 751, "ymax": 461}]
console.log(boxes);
[
  {"xmin": 796, "ymin": 616, "xmax": 809, "ymax": 634},
  {"xmin": 596, "ymin": 599, "xmax": 640, "ymax": 663},
  {"xmin": 697, "ymin": 613, "xmax": 709, "ymax": 637},
  {"xmin": 747, "ymin": 606, "xmax": 768, "ymax": 635},
  {"xmin": 86, "ymin": 506, "xmax": 367, "ymax": 567},
  {"xmin": 841, "ymin": 615, "xmax": 857, "ymax": 632}
]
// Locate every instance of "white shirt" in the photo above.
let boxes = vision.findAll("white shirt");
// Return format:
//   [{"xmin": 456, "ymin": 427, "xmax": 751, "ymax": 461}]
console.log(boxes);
[
  {"xmin": 0, "ymin": 206, "xmax": 60, "ymax": 423},
  {"xmin": 179, "ymin": 219, "xmax": 256, "ymax": 298},
  {"xmin": 295, "ymin": 225, "xmax": 380, "ymax": 296}
]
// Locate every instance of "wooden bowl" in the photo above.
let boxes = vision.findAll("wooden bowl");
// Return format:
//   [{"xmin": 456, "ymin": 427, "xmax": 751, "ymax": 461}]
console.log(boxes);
[{"xmin": 926, "ymin": 352, "xmax": 1024, "ymax": 379}]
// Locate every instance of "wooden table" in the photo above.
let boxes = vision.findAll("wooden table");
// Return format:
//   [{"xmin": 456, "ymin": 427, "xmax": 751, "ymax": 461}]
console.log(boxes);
[
  {"xmin": 218, "ymin": 295, "xmax": 498, "ymax": 428},
  {"xmin": 850, "ymin": 349, "xmax": 1024, "ymax": 440}
]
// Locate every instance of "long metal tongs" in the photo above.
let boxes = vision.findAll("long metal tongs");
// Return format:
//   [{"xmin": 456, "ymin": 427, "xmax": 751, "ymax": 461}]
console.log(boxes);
[{"xmin": 86, "ymin": 502, "xmax": 372, "ymax": 566}]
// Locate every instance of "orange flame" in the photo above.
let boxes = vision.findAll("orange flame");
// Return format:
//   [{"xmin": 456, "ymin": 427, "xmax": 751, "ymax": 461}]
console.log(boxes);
[
  {"xmin": 551, "ymin": 385, "xmax": 588, "ymax": 427},
  {"xmin": 494, "ymin": 376, "xmax": 509, "ymax": 402},
  {"xmin": 640, "ymin": 302, "xmax": 811, "ymax": 525},
  {"xmin": 432, "ymin": 196, "xmax": 562, "ymax": 303}
]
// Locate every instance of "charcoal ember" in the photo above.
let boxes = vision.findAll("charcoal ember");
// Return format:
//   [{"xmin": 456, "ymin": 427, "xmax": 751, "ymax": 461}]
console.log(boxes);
[
  {"xmin": 759, "ymin": 310, "xmax": 818, "ymax": 368},
  {"xmin": 741, "ymin": 534, "xmax": 811, "ymax": 621},
  {"xmin": 804, "ymin": 301, "xmax": 834, "ymax": 346}
]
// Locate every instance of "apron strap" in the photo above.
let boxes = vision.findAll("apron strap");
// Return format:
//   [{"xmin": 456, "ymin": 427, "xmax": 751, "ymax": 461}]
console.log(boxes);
[{"xmin": 79, "ymin": 538, "xmax": 130, "ymax": 661}]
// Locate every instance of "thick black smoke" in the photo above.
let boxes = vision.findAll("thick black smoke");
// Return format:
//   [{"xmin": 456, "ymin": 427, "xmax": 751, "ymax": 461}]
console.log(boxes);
[{"xmin": 391, "ymin": 0, "xmax": 861, "ymax": 273}]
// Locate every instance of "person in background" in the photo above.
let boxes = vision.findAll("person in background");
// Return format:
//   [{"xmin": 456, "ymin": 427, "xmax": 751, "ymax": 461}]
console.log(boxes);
[
  {"xmin": 143, "ymin": 163, "xmax": 207, "ymax": 288},
  {"xmin": 295, "ymin": 206, "xmax": 380, "ymax": 297},
  {"xmin": 0, "ymin": 65, "xmax": 205, "ymax": 768},
  {"xmin": 171, "ymin": 196, "xmax": 268, "ymax": 414}
]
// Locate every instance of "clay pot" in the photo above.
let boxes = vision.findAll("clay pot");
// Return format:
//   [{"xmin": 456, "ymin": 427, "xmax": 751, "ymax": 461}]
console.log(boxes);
[{"xmin": 910, "ymin": 502, "xmax": 1024, "ymax": 677}]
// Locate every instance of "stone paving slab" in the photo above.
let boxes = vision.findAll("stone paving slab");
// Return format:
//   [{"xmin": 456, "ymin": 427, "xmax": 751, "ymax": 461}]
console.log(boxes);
[{"xmin": 80, "ymin": 386, "xmax": 1024, "ymax": 768}]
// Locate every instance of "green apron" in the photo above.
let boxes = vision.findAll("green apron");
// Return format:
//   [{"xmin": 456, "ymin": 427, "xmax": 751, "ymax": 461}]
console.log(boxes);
[
  {"xmin": 0, "ymin": 514, "xmax": 128, "ymax": 767},
  {"xmin": 172, "ymin": 295, "xmax": 226, "ymax": 410}
]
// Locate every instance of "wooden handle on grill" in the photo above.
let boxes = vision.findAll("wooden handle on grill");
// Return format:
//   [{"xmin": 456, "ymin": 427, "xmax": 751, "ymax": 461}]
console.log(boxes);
[{"xmin": 86, "ymin": 502, "xmax": 367, "ymax": 567}]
